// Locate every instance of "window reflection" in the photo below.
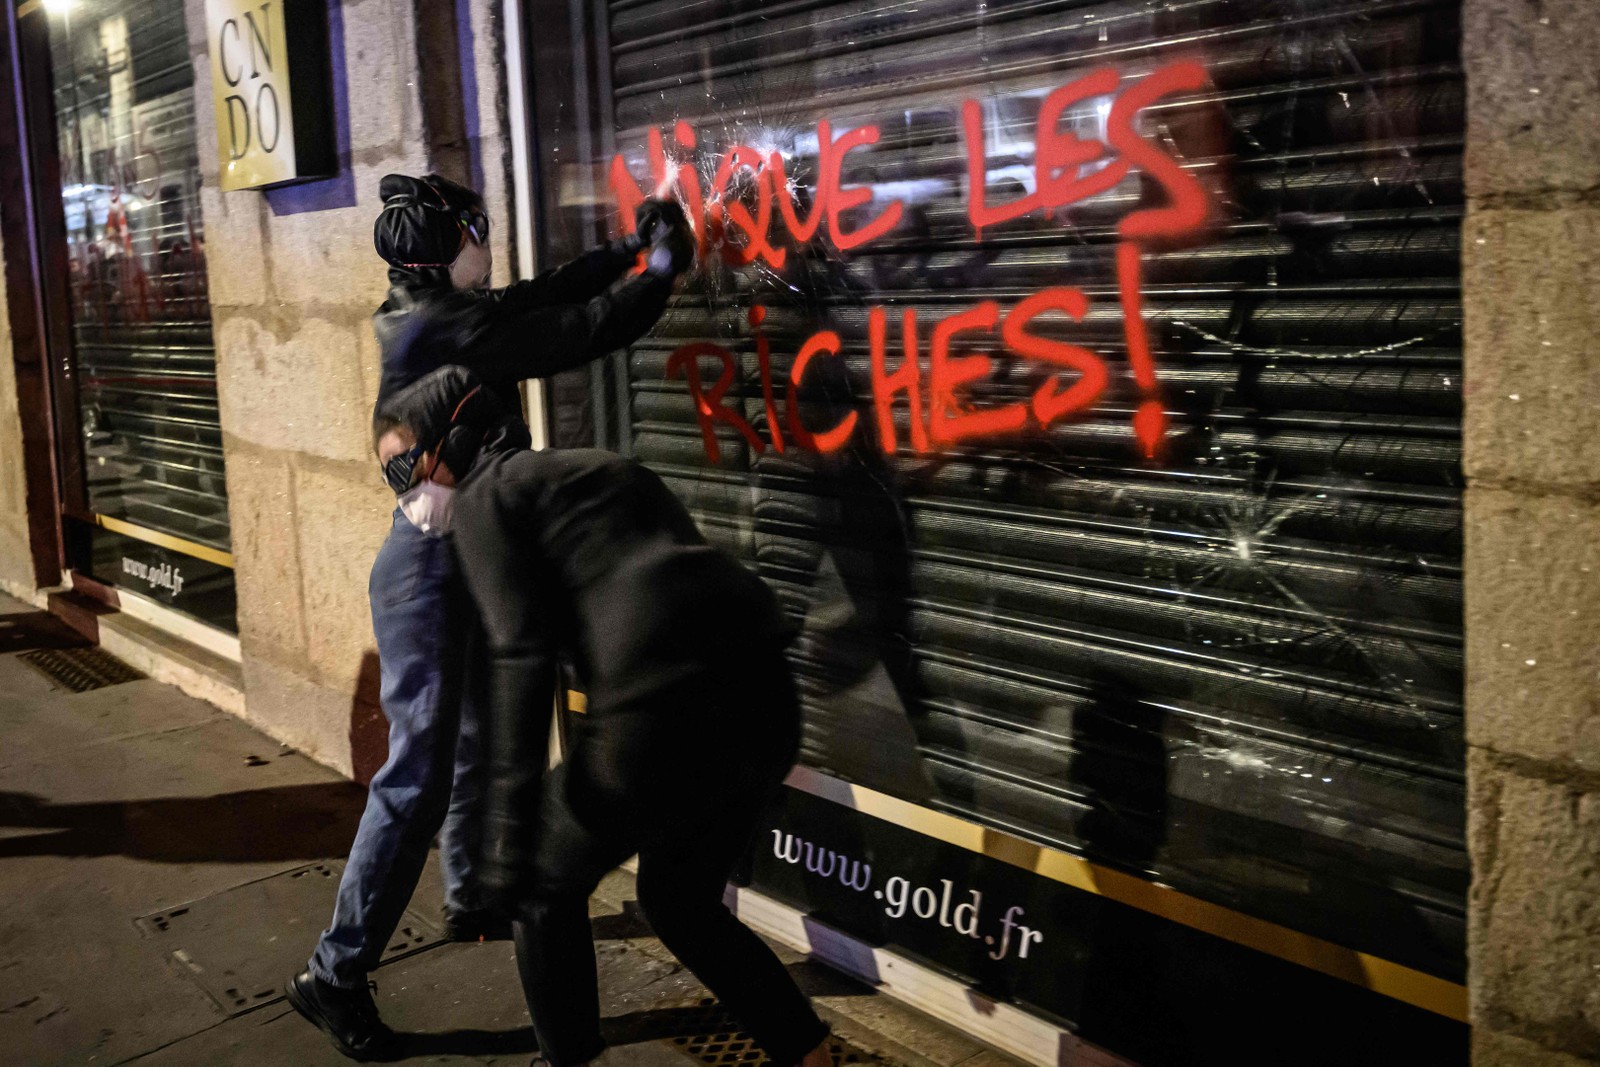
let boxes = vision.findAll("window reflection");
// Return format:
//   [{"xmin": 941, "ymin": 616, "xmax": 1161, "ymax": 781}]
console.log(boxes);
[
  {"xmin": 50, "ymin": 0, "xmax": 229, "ymax": 555},
  {"xmin": 535, "ymin": 0, "xmax": 1465, "ymax": 986}
]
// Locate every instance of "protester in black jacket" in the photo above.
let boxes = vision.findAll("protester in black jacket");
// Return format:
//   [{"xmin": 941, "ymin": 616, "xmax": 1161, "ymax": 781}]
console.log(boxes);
[
  {"xmin": 378, "ymin": 366, "xmax": 833, "ymax": 1067},
  {"xmin": 288, "ymin": 173, "xmax": 696, "ymax": 1061},
  {"xmin": 371, "ymin": 175, "xmax": 691, "ymax": 419}
]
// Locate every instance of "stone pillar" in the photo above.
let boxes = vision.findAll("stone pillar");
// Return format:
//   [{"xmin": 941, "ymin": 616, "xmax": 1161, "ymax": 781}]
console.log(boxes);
[
  {"xmin": 182, "ymin": 0, "xmax": 515, "ymax": 777},
  {"xmin": 1464, "ymin": 2, "xmax": 1600, "ymax": 1064},
  {"xmin": 0, "ymin": 227, "xmax": 32, "ymax": 597}
]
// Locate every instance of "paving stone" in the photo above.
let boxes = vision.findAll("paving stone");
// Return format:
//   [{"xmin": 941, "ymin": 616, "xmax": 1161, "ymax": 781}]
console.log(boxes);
[
  {"xmin": 136, "ymin": 861, "xmax": 441, "ymax": 1017},
  {"xmin": 815, "ymin": 995, "xmax": 989, "ymax": 1066},
  {"xmin": 0, "ymin": 592, "xmax": 1023, "ymax": 1067},
  {"xmin": 0, "ymin": 673, "xmax": 220, "ymax": 772}
]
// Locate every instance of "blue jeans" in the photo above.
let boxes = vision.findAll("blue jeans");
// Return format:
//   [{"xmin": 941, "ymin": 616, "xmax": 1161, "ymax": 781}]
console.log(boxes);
[{"xmin": 309, "ymin": 510, "xmax": 487, "ymax": 988}]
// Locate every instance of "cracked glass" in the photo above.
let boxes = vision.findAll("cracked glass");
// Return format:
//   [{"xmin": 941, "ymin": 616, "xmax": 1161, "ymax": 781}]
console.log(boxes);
[{"xmin": 527, "ymin": 0, "xmax": 1465, "ymax": 985}]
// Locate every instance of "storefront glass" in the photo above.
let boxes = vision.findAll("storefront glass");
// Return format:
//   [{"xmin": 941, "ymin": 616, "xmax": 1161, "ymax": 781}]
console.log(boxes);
[
  {"xmin": 47, "ymin": 0, "xmax": 234, "ymax": 629},
  {"xmin": 526, "ymin": 0, "xmax": 1464, "ymax": 1049}
]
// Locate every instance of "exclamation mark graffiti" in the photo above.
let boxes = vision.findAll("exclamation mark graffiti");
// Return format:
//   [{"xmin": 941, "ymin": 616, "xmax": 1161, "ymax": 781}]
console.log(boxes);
[
  {"xmin": 1116, "ymin": 240, "xmax": 1165, "ymax": 459},
  {"xmin": 1106, "ymin": 59, "xmax": 1213, "ymax": 460}
]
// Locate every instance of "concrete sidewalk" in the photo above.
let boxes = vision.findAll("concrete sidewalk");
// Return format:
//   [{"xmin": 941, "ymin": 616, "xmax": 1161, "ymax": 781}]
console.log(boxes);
[{"xmin": 0, "ymin": 595, "xmax": 1021, "ymax": 1067}]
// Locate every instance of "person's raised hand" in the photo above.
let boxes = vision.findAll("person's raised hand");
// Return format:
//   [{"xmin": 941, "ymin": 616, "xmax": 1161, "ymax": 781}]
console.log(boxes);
[
  {"xmin": 633, "ymin": 197, "xmax": 682, "ymax": 247},
  {"xmin": 640, "ymin": 199, "xmax": 695, "ymax": 277}
]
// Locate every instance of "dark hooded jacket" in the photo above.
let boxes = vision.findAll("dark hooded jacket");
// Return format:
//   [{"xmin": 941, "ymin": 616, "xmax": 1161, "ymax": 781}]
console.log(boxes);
[
  {"xmin": 380, "ymin": 366, "xmax": 797, "ymax": 884},
  {"xmin": 370, "ymin": 175, "xmax": 673, "ymax": 434},
  {"xmin": 382, "ymin": 364, "xmax": 793, "ymax": 710}
]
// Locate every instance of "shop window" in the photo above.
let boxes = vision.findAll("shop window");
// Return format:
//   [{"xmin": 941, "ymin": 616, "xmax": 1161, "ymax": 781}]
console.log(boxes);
[
  {"xmin": 527, "ymin": 0, "xmax": 1465, "ymax": 1006},
  {"xmin": 46, "ymin": 0, "xmax": 234, "ymax": 630}
]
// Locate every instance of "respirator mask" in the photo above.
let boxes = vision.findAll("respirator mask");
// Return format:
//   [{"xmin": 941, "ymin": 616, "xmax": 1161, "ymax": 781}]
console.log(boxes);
[
  {"xmin": 383, "ymin": 439, "xmax": 456, "ymax": 538},
  {"xmin": 396, "ymin": 479, "xmax": 454, "ymax": 537},
  {"xmin": 379, "ymin": 380, "xmax": 487, "ymax": 538}
]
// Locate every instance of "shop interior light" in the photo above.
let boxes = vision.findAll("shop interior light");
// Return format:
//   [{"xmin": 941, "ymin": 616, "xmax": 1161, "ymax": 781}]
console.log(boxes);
[{"xmin": 43, "ymin": 0, "xmax": 76, "ymax": 13}]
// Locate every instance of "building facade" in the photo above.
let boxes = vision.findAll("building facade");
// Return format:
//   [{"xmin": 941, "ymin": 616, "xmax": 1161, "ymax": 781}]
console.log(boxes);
[{"xmin": 0, "ymin": 1, "xmax": 1595, "ymax": 1064}]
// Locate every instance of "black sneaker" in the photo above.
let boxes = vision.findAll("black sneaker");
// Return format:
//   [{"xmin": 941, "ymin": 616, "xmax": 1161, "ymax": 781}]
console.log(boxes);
[
  {"xmin": 442, "ymin": 907, "xmax": 514, "ymax": 942},
  {"xmin": 285, "ymin": 969, "xmax": 396, "ymax": 1060}
]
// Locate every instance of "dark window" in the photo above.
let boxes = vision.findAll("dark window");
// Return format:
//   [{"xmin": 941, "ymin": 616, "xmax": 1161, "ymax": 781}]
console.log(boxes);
[
  {"xmin": 531, "ymin": 0, "xmax": 1465, "ymax": 986},
  {"xmin": 47, "ymin": 0, "xmax": 233, "ymax": 630}
]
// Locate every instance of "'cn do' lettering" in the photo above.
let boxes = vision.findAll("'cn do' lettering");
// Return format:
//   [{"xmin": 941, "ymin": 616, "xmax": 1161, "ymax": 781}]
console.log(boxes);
[{"xmin": 218, "ymin": 4, "xmax": 281, "ymax": 161}]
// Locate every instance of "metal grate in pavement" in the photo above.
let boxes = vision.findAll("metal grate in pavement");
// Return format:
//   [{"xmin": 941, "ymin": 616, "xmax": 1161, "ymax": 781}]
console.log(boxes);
[
  {"xmin": 19, "ymin": 646, "xmax": 145, "ymax": 692},
  {"xmin": 136, "ymin": 861, "xmax": 444, "ymax": 1017},
  {"xmin": 652, "ymin": 999, "xmax": 883, "ymax": 1066}
]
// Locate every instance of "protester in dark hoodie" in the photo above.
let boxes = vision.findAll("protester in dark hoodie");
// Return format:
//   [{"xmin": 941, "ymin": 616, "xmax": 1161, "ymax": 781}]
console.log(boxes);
[
  {"xmin": 287, "ymin": 173, "xmax": 695, "ymax": 1060},
  {"xmin": 374, "ymin": 365, "xmax": 833, "ymax": 1067}
]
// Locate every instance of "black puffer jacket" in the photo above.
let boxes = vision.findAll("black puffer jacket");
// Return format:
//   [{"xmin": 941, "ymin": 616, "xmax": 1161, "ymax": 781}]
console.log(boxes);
[{"xmin": 371, "ymin": 241, "xmax": 672, "ymax": 435}]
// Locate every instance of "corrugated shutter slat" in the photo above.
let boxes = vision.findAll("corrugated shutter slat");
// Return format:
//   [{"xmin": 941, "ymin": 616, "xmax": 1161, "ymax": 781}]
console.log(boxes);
[{"xmin": 548, "ymin": 0, "xmax": 1466, "ymax": 983}]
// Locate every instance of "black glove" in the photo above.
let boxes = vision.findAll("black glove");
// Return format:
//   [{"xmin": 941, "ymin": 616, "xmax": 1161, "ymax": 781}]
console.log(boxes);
[
  {"xmin": 651, "ymin": 229, "xmax": 696, "ymax": 278},
  {"xmin": 646, "ymin": 237, "xmax": 692, "ymax": 276},
  {"xmin": 635, "ymin": 199, "xmax": 695, "ymax": 276},
  {"xmin": 634, "ymin": 197, "xmax": 687, "ymax": 246}
]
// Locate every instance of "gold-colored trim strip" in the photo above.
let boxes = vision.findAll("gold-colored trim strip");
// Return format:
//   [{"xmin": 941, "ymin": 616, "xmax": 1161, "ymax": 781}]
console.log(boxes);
[
  {"xmin": 16, "ymin": 0, "xmax": 43, "ymax": 20},
  {"xmin": 785, "ymin": 765, "xmax": 1468, "ymax": 1022},
  {"xmin": 94, "ymin": 514, "xmax": 236, "ymax": 570}
]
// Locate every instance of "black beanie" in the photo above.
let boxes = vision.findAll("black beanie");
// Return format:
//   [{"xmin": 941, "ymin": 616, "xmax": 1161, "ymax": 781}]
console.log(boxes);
[{"xmin": 373, "ymin": 173, "xmax": 484, "ymax": 271}]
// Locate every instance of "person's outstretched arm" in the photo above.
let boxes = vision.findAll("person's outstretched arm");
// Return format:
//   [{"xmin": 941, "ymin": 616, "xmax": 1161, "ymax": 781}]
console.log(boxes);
[
  {"xmin": 444, "ymin": 200, "xmax": 694, "ymax": 383},
  {"xmin": 494, "ymin": 198, "xmax": 685, "ymax": 306},
  {"xmin": 464, "ymin": 268, "xmax": 676, "ymax": 381},
  {"xmin": 497, "ymin": 236, "xmax": 641, "ymax": 307},
  {"xmin": 452, "ymin": 464, "xmax": 557, "ymax": 905}
]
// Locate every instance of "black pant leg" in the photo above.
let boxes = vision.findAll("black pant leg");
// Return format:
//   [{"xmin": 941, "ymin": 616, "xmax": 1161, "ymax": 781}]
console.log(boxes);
[
  {"xmin": 513, "ymin": 898, "xmax": 604, "ymax": 1067},
  {"xmin": 512, "ymin": 763, "xmax": 635, "ymax": 1067},
  {"xmin": 633, "ymin": 674, "xmax": 826, "ymax": 1067},
  {"xmin": 635, "ymin": 841, "xmax": 827, "ymax": 1065}
]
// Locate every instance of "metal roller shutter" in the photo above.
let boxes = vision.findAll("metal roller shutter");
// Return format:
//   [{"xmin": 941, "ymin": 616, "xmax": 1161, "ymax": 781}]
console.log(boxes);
[
  {"xmin": 538, "ymin": 0, "xmax": 1464, "ymax": 985},
  {"xmin": 49, "ymin": 0, "xmax": 231, "ymax": 559}
]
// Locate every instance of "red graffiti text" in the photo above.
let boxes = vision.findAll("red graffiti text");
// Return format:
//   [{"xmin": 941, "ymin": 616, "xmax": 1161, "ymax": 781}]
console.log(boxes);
[{"xmin": 617, "ymin": 60, "xmax": 1214, "ymax": 461}]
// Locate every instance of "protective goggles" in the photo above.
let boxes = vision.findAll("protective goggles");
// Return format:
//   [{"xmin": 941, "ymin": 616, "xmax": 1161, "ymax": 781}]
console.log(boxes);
[{"xmin": 451, "ymin": 204, "xmax": 490, "ymax": 246}]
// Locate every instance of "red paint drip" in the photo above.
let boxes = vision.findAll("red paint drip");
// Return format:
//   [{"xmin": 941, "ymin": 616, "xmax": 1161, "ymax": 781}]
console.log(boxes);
[
  {"xmin": 1116, "ymin": 241, "xmax": 1166, "ymax": 457},
  {"xmin": 1133, "ymin": 399, "xmax": 1167, "ymax": 460}
]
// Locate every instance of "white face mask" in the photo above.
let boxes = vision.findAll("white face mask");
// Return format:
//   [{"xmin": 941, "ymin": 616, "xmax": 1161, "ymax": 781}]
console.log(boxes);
[{"xmin": 398, "ymin": 479, "xmax": 455, "ymax": 537}]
